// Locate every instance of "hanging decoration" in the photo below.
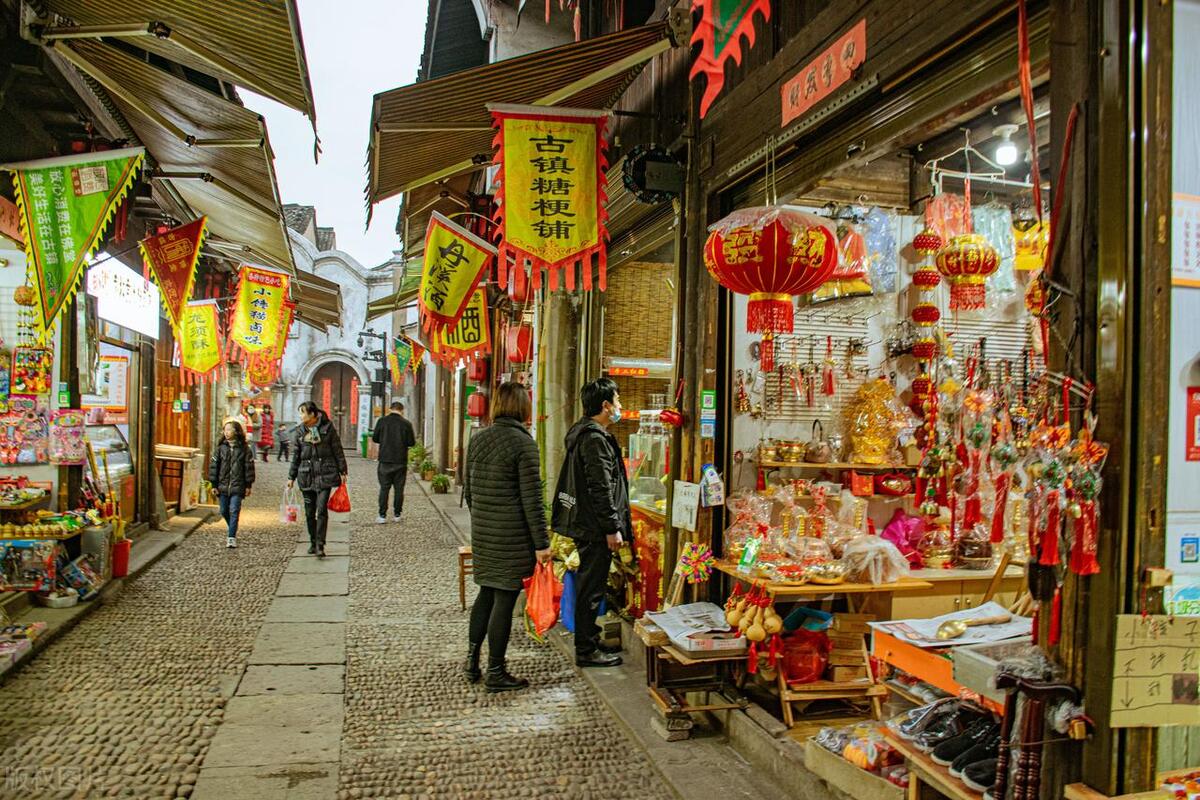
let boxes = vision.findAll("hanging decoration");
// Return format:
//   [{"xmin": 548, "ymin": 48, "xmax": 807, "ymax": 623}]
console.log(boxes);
[
  {"xmin": 690, "ymin": 0, "xmax": 772, "ymax": 118},
  {"xmin": 702, "ymin": 206, "xmax": 838, "ymax": 371},
  {"xmin": 178, "ymin": 300, "xmax": 224, "ymax": 385},
  {"xmin": 227, "ymin": 265, "xmax": 289, "ymax": 359},
  {"xmin": 489, "ymin": 103, "xmax": 609, "ymax": 292},
  {"xmin": 408, "ymin": 338, "xmax": 427, "ymax": 374},
  {"xmin": 393, "ymin": 335, "xmax": 414, "ymax": 386},
  {"xmin": 935, "ymin": 233, "xmax": 999, "ymax": 311},
  {"xmin": 246, "ymin": 301, "xmax": 294, "ymax": 388},
  {"xmin": 910, "ymin": 228, "xmax": 943, "ymax": 367},
  {"xmin": 2, "ymin": 147, "xmax": 145, "ymax": 340},
  {"xmin": 430, "ymin": 288, "xmax": 491, "ymax": 368},
  {"xmin": 139, "ymin": 216, "xmax": 207, "ymax": 340},
  {"xmin": 678, "ymin": 541, "xmax": 716, "ymax": 584},
  {"xmin": 418, "ymin": 212, "xmax": 495, "ymax": 337}
]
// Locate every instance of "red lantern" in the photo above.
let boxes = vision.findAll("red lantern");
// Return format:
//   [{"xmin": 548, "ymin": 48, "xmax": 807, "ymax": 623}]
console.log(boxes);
[
  {"xmin": 911, "ymin": 303, "xmax": 941, "ymax": 327},
  {"xmin": 467, "ymin": 392, "xmax": 488, "ymax": 419},
  {"xmin": 935, "ymin": 233, "xmax": 999, "ymax": 311},
  {"xmin": 913, "ymin": 228, "xmax": 944, "ymax": 257},
  {"xmin": 505, "ymin": 324, "xmax": 532, "ymax": 364},
  {"xmin": 912, "ymin": 339, "xmax": 939, "ymax": 362},
  {"xmin": 703, "ymin": 207, "xmax": 838, "ymax": 371},
  {"xmin": 467, "ymin": 358, "xmax": 489, "ymax": 383},
  {"xmin": 912, "ymin": 268, "xmax": 941, "ymax": 290},
  {"xmin": 911, "ymin": 375, "xmax": 934, "ymax": 397},
  {"xmin": 508, "ymin": 263, "xmax": 530, "ymax": 304}
]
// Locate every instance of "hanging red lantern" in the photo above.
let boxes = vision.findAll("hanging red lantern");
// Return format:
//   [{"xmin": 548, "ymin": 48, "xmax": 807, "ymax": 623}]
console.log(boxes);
[
  {"xmin": 911, "ymin": 302, "xmax": 941, "ymax": 327},
  {"xmin": 912, "ymin": 228, "xmax": 944, "ymax": 257},
  {"xmin": 467, "ymin": 358, "xmax": 490, "ymax": 383},
  {"xmin": 912, "ymin": 339, "xmax": 939, "ymax": 362},
  {"xmin": 912, "ymin": 268, "xmax": 941, "ymax": 290},
  {"xmin": 703, "ymin": 207, "xmax": 838, "ymax": 371},
  {"xmin": 467, "ymin": 391, "xmax": 488, "ymax": 419},
  {"xmin": 911, "ymin": 375, "xmax": 934, "ymax": 398},
  {"xmin": 935, "ymin": 233, "xmax": 999, "ymax": 311},
  {"xmin": 508, "ymin": 262, "xmax": 530, "ymax": 304},
  {"xmin": 505, "ymin": 323, "xmax": 532, "ymax": 364}
]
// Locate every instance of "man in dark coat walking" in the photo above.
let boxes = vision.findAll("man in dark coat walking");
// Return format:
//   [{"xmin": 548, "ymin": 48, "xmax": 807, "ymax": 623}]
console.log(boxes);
[
  {"xmin": 552, "ymin": 378, "xmax": 630, "ymax": 668},
  {"xmin": 372, "ymin": 401, "xmax": 416, "ymax": 523}
]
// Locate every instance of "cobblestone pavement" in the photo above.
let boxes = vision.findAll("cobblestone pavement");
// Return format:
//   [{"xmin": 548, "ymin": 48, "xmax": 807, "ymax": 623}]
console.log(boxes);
[{"xmin": 0, "ymin": 457, "xmax": 673, "ymax": 800}]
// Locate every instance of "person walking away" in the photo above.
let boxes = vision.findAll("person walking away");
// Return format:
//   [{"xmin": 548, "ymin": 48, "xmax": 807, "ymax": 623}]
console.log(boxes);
[
  {"xmin": 372, "ymin": 401, "xmax": 416, "ymax": 523},
  {"xmin": 276, "ymin": 422, "xmax": 291, "ymax": 462},
  {"xmin": 209, "ymin": 419, "xmax": 255, "ymax": 549},
  {"xmin": 258, "ymin": 405, "xmax": 275, "ymax": 463},
  {"xmin": 552, "ymin": 378, "xmax": 630, "ymax": 668},
  {"xmin": 287, "ymin": 402, "xmax": 348, "ymax": 558},
  {"xmin": 462, "ymin": 383, "xmax": 551, "ymax": 692}
]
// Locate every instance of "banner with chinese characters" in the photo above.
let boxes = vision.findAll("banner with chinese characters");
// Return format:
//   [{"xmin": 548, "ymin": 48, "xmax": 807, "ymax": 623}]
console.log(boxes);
[
  {"xmin": 228, "ymin": 265, "xmax": 289, "ymax": 358},
  {"xmin": 690, "ymin": 0, "xmax": 771, "ymax": 118},
  {"xmin": 140, "ymin": 216, "xmax": 207, "ymax": 339},
  {"xmin": 2, "ymin": 147, "xmax": 146, "ymax": 340},
  {"xmin": 419, "ymin": 212, "xmax": 495, "ymax": 336},
  {"xmin": 179, "ymin": 300, "xmax": 224, "ymax": 384},
  {"xmin": 430, "ymin": 288, "xmax": 490, "ymax": 367},
  {"xmin": 245, "ymin": 301, "xmax": 294, "ymax": 388},
  {"xmin": 393, "ymin": 335, "xmax": 414, "ymax": 385},
  {"xmin": 489, "ymin": 104, "xmax": 609, "ymax": 292}
]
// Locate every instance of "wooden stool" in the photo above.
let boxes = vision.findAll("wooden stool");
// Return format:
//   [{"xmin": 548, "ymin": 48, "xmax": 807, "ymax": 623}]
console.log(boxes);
[{"xmin": 457, "ymin": 546, "xmax": 473, "ymax": 611}]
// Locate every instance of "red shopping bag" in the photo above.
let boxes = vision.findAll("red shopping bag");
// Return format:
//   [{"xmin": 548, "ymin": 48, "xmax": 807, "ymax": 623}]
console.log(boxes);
[
  {"xmin": 523, "ymin": 562, "xmax": 563, "ymax": 640},
  {"xmin": 327, "ymin": 483, "xmax": 351, "ymax": 512}
]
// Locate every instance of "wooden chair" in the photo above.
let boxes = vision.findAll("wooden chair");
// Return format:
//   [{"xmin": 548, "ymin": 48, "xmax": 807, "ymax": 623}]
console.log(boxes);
[{"xmin": 457, "ymin": 545, "xmax": 473, "ymax": 611}]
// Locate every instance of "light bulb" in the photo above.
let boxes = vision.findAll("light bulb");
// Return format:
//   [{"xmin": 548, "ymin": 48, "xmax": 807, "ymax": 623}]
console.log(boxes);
[{"xmin": 995, "ymin": 142, "xmax": 1019, "ymax": 166}]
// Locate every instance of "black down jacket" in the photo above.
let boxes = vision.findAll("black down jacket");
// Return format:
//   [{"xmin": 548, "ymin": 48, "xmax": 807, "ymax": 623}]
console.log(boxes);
[
  {"xmin": 288, "ymin": 417, "xmax": 348, "ymax": 491},
  {"xmin": 463, "ymin": 417, "xmax": 549, "ymax": 591},
  {"xmin": 208, "ymin": 439, "xmax": 255, "ymax": 496},
  {"xmin": 551, "ymin": 417, "xmax": 631, "ymax": 542}
]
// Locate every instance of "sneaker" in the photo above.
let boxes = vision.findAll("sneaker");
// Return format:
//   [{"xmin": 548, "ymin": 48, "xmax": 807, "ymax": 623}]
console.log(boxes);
[
  {"xmin": 913, "ymin": 704, "xmax": 988, "ymax": 752},
  {"xmin": 949, "ymin": 733, "xmax": 1001, "ymax": 778},
  {"xmin": 931, "ymin": 718, "xmax": 997, "ymax": 765},
  {"xmin": 895, "ymin": 698, "xmax": 958, "ymax": 740},
  {"xmin": 376, "ymin": 516, "xmax": 388, "ymax": 524},
  {"xmin": 962, "ymin": 758, "xmax": 998, "ymax": 793},
  {"xmin": 226, "ymin": 537, "xmax": 237, "ymax": 549},
  {"xmin": 391, "ymin": 513, "xmax": 403, "ymax": 523}
]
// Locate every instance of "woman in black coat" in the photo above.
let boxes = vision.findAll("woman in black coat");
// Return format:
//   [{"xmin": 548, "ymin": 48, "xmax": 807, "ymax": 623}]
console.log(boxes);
[
  {"xmin": 287, "ymin": 402, "xmax": 348, "ymax": 558},
  {"xmin": 462, "ymin": 382, "xmax": 550, "ymax": 692}
]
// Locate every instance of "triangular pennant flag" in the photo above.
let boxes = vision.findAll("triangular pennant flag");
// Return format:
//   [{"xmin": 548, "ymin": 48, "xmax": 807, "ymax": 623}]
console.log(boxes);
[
  {"xmin": 418, "ymin": 212, "xmax": 495, "ymax": 337},
  {"xmin": 430, "ymin": 288, "xmax": 491, "ymax": 368},
  {"xmin": 179, "ymin": 300, "xmax": 225, "ymax": 385},
  {"xmin": 140, "ymin": 217, "xmax": 207, "ymax": 339},
  {"xmin": 3, "ymin": 147, "xmax": 146, "ymax": 340}
]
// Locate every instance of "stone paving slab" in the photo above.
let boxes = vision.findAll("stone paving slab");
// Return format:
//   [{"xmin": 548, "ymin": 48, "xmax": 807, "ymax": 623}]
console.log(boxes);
[
  {"xmin": 224, "ymin": 693, "xmax": 344, "ymax": 727},
  {"xmin": 275, "ymin": 572, "xmax": 349, "ymax": 596},
  {"xmin": 238, "ymin": 665, "xmax": 345, "ymax": 696},
  {"xmin": 292, "ymin": 540, "xmax": 349, "ymax": 556},
  {"xmin": 202, "ymin": 720, "xmax": 343, "ymax": 767},
  {"xmin": 191, "ymin": 763, "xmax": 338, "ymax": 800},
  {"xmin": 248, "ymin": 622, "xmax": 345, "ymax": 665},
  {"xmin": 284, "ymin": 555, "xmax": 350, "ymax": 574},
  {"xmin": 265, "ymin": 595, "xmax": 348, "ymax": 623}
]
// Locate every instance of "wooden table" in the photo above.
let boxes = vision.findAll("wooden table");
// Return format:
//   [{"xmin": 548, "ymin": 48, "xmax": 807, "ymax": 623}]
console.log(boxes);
[
  {"xmin": 715, "ymin": 560, "xmax": 934, "ymax": 601},
  {"xmin": 639, "ymin": 636, "xmax": 750, "ymax": 718}
]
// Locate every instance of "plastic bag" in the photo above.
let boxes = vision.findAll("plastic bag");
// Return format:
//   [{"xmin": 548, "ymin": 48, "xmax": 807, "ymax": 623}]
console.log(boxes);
[
  {"xmin": 842, "ymin": 535, "xmax": 910, "ymax": 585},
  {"xmin": 881, "ymin": 508, "xmax": 926, "ymax": 568},
  {"xmin": 559, "ymin": 569, "xmax": 606, "ymax": 633},
  {"xmin": 523, "ymin": 561, "xmax": 563, "ymax": 639},
  {"xmin": 782, "ymin": 628, "xmax": 830, "ymax": 684},
  {"xmin": 279, "ymin": 484, "xmax": 302, "ymax": 524},
  {"xmin": 327, "ymin": 483, "xmax": 351, "ymax": 512}
]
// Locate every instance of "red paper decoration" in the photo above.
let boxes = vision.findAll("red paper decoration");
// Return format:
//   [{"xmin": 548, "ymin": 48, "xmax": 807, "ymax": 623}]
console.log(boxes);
[
  {"xmin": 912, "ymin": 339, "xmax": 939, "ymax": 362},
  {"xmin": 912, "ymin": 268, "xmax": 941, "ymax": 289},
  {"xmin": 703, "ymin": 207, "xmax": 838, "ymax": 371},
  {"xmin": 935, "ymin": 233, "xmax": 1000, "ymax": 311},
  {"xmin": 505, "ymin": 324, "xmax": 532, "ymax": 364}
]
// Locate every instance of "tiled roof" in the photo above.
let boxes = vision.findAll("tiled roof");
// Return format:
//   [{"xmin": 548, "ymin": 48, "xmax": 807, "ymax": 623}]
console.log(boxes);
[
  {"xmin": 315, "ymin": 226, "xmax": 336, "ymax": 251},
  {"xmin": 282, "ymin": 203, "xmax": 315, "ymax": 234}
]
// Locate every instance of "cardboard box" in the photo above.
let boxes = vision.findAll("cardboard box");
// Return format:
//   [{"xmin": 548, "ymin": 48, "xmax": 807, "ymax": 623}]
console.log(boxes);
[
  {"xmin": 670, "ymin": 630, "xmax": 747, "ymax": 654},
  {"xmin": 830, "ymin": 665, "xmax": 868, "ymax": 682},
  {"xmin": 634, "ymin": 617, "xmax": 668, "ymax": 647},
  {"xmin": 827, "ymin": 632, "xmax": 866, "ymax": 649},
  {"xmin": 831, "ymin": 613, "xmax": 877, "ymax": 634}
]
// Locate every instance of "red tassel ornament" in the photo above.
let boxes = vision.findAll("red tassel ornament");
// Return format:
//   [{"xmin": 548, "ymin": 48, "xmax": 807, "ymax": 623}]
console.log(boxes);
[
  {"xmin": 990, "ymin": 471, "xmax": 1011, "ymax": 543},
  {"xmin": 1049, "ymin": 587, "xmax": 1063, "ymax": 646},
  {"xmin": 1039, "ymin": 489, "xmax": 1062, "ymax": 566}
]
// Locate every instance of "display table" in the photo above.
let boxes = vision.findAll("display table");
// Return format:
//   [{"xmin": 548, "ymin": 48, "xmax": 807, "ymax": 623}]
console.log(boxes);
[
  {"xmin": 884, "ymin": 729, "xmax": 983, "ymax": 800},
  {"xmin": 872, "ymin": 629, "xmax": 1007, "ymax": 714},
  {"xmin": 154, "ymin": 445, "xmax": 204, "ymax": 513},
  {"xmin": 635, "ymin": 621, "xmax": 749, "ymax": 719},
  {"xmin": 714, "ymin": 560, "xmax": 934, "ymax": 600}
]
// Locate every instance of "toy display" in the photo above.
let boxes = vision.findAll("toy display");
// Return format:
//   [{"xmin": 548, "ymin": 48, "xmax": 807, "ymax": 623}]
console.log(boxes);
[
  {"xmin": 49, "ymin": 409, "xmax": 86, "ymax": 465},
  {"xmin": 0, "ymin": 539, "xmax": 58, "ymax": 591},
  {"xmin": 0, "ymin": 397, "xmax": 49, "ymax": 465},
  {"xmin": 10, "ymin": 346, "xmax": 52, "ymax": 395}
]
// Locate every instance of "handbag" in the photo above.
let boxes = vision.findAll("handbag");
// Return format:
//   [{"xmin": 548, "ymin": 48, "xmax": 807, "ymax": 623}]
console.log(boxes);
[{"xmin": 804, "ymin": 420, "xmax": 832, "ymax": 464}]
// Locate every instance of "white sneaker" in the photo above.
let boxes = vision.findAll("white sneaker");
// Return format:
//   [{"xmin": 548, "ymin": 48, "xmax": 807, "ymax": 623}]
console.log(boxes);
[
  {"xmin": 391, "ymin": 515, "xmax": 402, "ymax": 523},
  {"xmin": 376, "ymin": 516, "xmax": 388, "ymax": 524},
  {"xmin": 226, "ymin": 537, "xmax": 237, "ymax": 549}
]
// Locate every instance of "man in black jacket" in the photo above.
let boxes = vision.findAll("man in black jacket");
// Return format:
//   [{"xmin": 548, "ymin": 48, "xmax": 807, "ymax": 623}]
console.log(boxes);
[
  {"xmin": 552, "ymin": 378, "xmax": 631, "ymax": 668},
  {"xmin": 372, "ymin": 401, "xmax": 417, "ymax": 523}
]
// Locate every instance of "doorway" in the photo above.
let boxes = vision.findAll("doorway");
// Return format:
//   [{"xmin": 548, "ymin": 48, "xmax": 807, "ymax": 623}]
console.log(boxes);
[{"xmin": 311, "ymin": 361, "xmax": 358, "ymax": 448}]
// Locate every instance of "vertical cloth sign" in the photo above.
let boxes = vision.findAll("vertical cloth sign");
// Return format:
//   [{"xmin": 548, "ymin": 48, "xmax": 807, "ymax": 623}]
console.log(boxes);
[
  {"xmin": 179, "ymin": 300, "xmax": 224, "ymax": 384},
  {"xmin": 228, "ymin": 265, "xmax": 289, "ymax": 357},
  {"xmin": 419, "ymin": 212, "xmax": 495, "ymax": 336},
  {"xmin": 3, "ymin": 147, "xmax": 146, "ymax": 339},
  {"xmin": 430, "ymin": 288, "xmax": 491, "ymax": 367},
  {"xmin": 489, "ymin": 104, "xmax": 609, "ymax": 292},
  {"xmin": 246, "ymin": 301, "xmax": 294, "ymax": 388},
  {"xmin": 690, "ymin": 0, "xmax": 771, "ymax": 118},
  {"xmin": 140, "ymin": 217, "xmax": 207, "ymax": 338}
]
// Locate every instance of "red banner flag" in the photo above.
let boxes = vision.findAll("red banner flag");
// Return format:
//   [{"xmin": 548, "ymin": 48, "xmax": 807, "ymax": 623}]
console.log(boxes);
[{"xmin": 140, "ymin": 217, "xmax": 206, "ymax": 338}]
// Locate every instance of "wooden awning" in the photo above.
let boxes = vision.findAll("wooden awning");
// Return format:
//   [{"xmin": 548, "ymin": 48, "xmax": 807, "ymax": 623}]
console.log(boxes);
[
  {"xmin": 34, "ymin": 0, "xmax": 316, "ymax": 122},
  {"xmin": 366, "ymin": 22, "xmax": 674, "ymax": 206},
  {"xmin": 292, "ymin": 270, "xmax": 343, "ymax": 330}
]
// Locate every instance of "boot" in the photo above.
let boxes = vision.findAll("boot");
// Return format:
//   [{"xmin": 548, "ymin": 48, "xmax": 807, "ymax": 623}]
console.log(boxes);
[
  {"xmin": 307, "ymin": 541, "xmax": 317, "ymax": 555},
  {"xmin": 485, "ymin": 658, "xmax": 529, "ymax": 693},
  {"xmin": 463, "ymin": 642, "xmax": 483, "ymax": 683}
]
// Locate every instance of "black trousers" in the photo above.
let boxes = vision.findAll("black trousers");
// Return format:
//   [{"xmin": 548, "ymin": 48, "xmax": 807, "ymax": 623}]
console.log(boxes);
[
  {"xmin": 377, "ymin": 462, "xmax": 407, "ymax": 517},
  {"xmin": 468, "ymin": 586, "xmax": 520, "ymax": 663},
  {"xmin": 573, "ymin": 538, "xmax": 613, "ymax": 656},
  {"xmin": 302, "ymin": 487, "xmax": 332, "ymax": 547}
]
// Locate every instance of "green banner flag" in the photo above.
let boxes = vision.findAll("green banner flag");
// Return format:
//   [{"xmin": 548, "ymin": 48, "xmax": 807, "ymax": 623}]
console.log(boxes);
[
  {"xmin": 3, "ymin": 147, "xmax": 145, "ymax": 338},
  {"xmin": 394, "ymin": 335, "xmax": 414, "ymax": 375}
]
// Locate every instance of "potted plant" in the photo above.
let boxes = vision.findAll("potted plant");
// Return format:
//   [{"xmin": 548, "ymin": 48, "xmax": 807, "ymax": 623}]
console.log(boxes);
[
  {"xmin": 409, "ymin": 442, "xmax": 426, "ymax": 470},
  {"xmin": 419, "ymin": 459, "xmax": 437, "ymax": 481},
  {"xmin": 430, "ymin": 474, "xmax": 451, "ymax": 494}
]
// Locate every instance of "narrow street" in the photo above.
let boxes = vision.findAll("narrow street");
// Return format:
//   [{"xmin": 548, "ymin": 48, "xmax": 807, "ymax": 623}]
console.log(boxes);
[{"xmin": 0, "ymin": 458, "xmax": 673, "ymax": 800}]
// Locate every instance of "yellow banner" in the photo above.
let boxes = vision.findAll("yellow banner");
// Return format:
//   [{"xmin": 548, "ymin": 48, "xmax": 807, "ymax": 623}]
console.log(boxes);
[
  {"xmin": 419, "ymin": 212, "xmax": 494, "ymax": 334},
  {"xmin": 431, "ymin": 288, "xmax": 490, "ymax": 367},
  {"xmin": 180, "ymin": 301, "xmax": 223, "ymax": 380},
  {"xmin": 229, "ymin": 265, "xmax": 289, "ymax": 355},
  {"xmin": 491, "ymin": 104, "xmax": 609, "ymax": 291}
]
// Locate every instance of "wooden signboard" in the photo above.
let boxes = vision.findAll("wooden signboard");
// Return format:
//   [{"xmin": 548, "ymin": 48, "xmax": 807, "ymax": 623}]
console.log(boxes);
[{"xmin": 1110, "ymin": 614, "xmax": 1200, "ymax": 727}]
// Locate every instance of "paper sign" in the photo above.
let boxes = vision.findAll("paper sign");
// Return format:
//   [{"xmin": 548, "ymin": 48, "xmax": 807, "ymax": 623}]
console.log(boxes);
[
  {"xmin": 1172, "ymin": 193, "xmax": 1200, "ymax": 287},
  {"xmin": 701, "ymin": 389, "xmax": 716, "ymax": 411},
  {"xmin": 780, "ymin": 19, "xmax": 867, "ymax": 126},
  {"xmin": 1187, "ymin": 387, "xmax": 1200, "ymax": 461},
  {"xmin": 672, "ymin": 481, "xmax": 701, "ymax": 532},
  {"xmin": 1110, "ymin": 614, "xmax": 1200, "ymax": 728}
]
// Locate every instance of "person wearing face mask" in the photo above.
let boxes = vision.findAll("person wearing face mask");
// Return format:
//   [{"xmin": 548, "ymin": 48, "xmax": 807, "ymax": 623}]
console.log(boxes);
[{"xmin": 552, "ymin": 378, "xmax": 631, "ymax": 668}]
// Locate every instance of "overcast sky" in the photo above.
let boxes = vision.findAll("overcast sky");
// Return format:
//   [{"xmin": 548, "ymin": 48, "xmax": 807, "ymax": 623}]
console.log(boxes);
[{"xmin": 243, "ymin": 0, "xmax": 427, "ymax": 269}]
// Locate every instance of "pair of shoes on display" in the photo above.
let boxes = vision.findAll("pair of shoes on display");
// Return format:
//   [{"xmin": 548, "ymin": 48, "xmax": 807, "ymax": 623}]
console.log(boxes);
[
  {"xmin": 931, "ymin": 717, "xmax": 1002, "ymax": 793},
  {"xmin": 911, "ymin": 702, "xmax": 990, "ymax": 752},
  {"xmin": 576, "ymin": 649, "xmax": 622, "ymax": 668},
  {"xmin": 226, "ymin": 537, "xmax": 237, "ymax": 549}
]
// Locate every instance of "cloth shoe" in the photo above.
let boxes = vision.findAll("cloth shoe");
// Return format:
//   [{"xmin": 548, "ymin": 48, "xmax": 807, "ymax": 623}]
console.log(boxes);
[
  {"xmin": 226, "ymin": 536, "xmax": 237, "ymax": 549},
  {"xmin": 576, "ymin": 649, "xmax": 622, "ymax": 668},
  {"xmin": 485, "ymin": 659, "xmax": 529, "ymax": 693},
  {"xmin": 463, "ymin": 642, "xmax": 482, "ymax": 684},
  {"xmin": 376, "ymin": 516, "xmax": 388, "ymax": 524},
  {"xmin": 949, "ymin": 733, "xmax": 1001, "ymax": 777},
  {"xmin": 913, "ymin": 704, "xmax": 988, "ymax": 752},
  {"xmin": 962, "ymin": 758, "xmax": 998, "ymax": 793},
  {"xmin": 931, "ymin": 718, "xmax": 998, "ymax": 765},
  {"xmin": 895, "ymin": 698, "xmax": 958, "ymax": 740}
]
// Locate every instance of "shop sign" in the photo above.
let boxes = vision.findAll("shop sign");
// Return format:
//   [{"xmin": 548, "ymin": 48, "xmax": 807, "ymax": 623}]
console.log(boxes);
[
  {"xmin": 609, "ymin": 367, "xmax": 649, "ymax": 377},
  {"xmin": 228, "ymin": 265, "xmax": 289, "ymax": 357},
  {"xmin": 780, "ymin": 19, "xmax": 867, "ymax": 127},
  {"xmin": 1173, "ymin": 193, "xmax": 1200, "ymax": 287},
  {"xmin": 671, "ymin": 481, "xmax": 701, "ymax": 532},
  {"xmin": 140, "ymin": 217, "xmax": 207, "ymax": 340},
  {"xmin": 86, "ymin": 258, "xmax": 161, "ymax": 340},
  {"xmin": 1188, "ymin": 387, "xmax": 1200, "ymax": 461},
  {"xmin": 430, "ymin": 288, "xmax": 491, "ymax": 368},
  {"xmin": 418, "ymin": 212, "xmax": 494, "ymax": 337},
  {"xmin": 179, "ymin": 300, "xmax": 224, "ymax": 384}
]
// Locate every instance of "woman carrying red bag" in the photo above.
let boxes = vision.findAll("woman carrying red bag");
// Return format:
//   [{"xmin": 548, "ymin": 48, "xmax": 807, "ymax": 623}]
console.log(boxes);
[
  {"xmin": 287, "ymin": 402, "xmax": 348, "ymax": 558},
  {"xmin": 462, "ymin": 382, "xmax": 551, "ymax": 692}
]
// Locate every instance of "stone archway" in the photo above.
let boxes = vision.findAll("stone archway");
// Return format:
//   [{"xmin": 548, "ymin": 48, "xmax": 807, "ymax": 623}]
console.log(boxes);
[{"xmin": 299, "ymin": 351, "xmax": 370, "ymax": 449}]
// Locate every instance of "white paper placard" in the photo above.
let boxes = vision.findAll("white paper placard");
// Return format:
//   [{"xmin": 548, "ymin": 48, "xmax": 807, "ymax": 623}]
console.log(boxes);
[{"xmin": 671, "ymin": 481, "xmax": 700, "ymax": 532}]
